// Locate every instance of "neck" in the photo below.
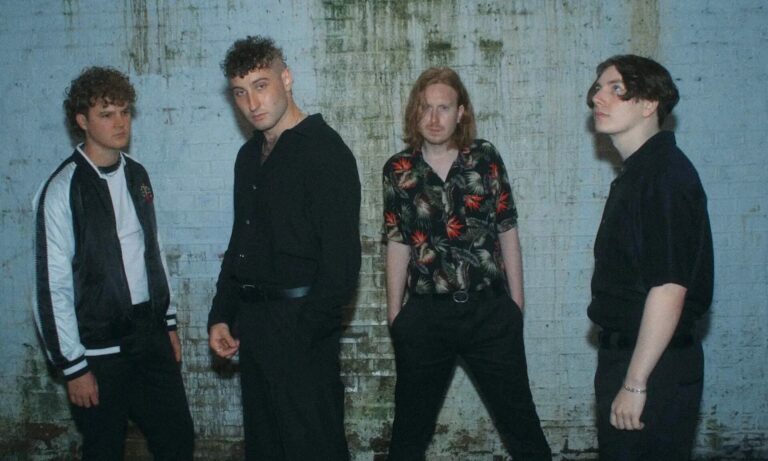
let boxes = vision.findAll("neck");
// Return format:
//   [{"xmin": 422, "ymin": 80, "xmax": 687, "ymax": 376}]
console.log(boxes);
[
  {"xmin": 611, "ymin": 123, "xmax": 660, "ymax": 161},
  {"xmin": 263, "ymin": 103, "xmax": 305, "ymax": 147},
  {"xmin": 421, "ymin": 141, "xmax": 458, "ymax": 160},
  {"xmin": 82, "ymin": 143, "xmax": 121, "ymax": 167}
]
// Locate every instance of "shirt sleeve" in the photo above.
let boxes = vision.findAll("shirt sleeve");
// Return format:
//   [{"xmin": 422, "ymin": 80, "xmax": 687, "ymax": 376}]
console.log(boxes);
[
  {"xmin": 33, "ymin": 171, "xmax": 89, "ymax": 381},
  {"xmin": 639, "ymin": 163, "xmax": 708, "ymax": 289},
  {"xmin": 303, "ymin": 134, "xmax": 361, "ymax": 308},
  {"xmin": 484, "ymin": 142, "xmax": 518, "ymax": 232},
  {"xmin": 382, "ymin": 158, "xmax": 407, "ymax": 244}
]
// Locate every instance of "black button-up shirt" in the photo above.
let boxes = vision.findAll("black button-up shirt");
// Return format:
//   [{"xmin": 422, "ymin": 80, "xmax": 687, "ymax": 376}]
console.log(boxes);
[
  {"xmin": 382, "ymin": 139, "xmax": 518, "ymax": 294},
  {"xmin": 209, "ymin": 114, "xmax": 361, "ymax": 328},
  {"xmin": 589, "ymin": 131, "xmax": 713, "ymax": 335}
]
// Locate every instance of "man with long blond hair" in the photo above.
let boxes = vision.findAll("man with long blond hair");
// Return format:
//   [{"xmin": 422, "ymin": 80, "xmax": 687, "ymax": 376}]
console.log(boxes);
[{"xmin": 382, "ymin": 67, "xmax": 551, "ymax": 460}]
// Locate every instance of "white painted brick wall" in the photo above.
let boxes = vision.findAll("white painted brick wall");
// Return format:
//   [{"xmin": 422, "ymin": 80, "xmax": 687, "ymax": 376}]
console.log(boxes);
[{"xmin": 1, "ymin": 1, "xmax": 765, "ymax": 459}]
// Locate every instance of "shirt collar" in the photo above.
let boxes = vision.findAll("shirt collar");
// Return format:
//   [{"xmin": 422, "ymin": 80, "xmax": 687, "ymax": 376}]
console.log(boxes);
[
  {"xmin": 76, "ymin": 144, "xmax": 125, "ymax": 179},
  {"xmin": 410, "ymin": 144, "xmax": 471, "ymax": 157},
  {"xmin": 251, "ymin": 113, "xmax": 325, "ymax": 141},
  {"xmin": 622, "ymin": 130, "xmax": 676, "ymax": 172}
]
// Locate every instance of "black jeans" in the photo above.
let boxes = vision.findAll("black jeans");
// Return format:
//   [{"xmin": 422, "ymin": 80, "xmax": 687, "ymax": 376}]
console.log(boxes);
[
  {"xmin": 595, "ymin": 338, "xmax": 704, "ymax": 461},
  {"xmin": 70, "ymin": 329, "xmax": 194, "ymax": 461},
  {"xmin": 237, "ymin": 297, "xmax": 350, "ymax": 461},
  {"xmin": 388, "ymin": 293, "xmax": 551, "ymax": 460}
]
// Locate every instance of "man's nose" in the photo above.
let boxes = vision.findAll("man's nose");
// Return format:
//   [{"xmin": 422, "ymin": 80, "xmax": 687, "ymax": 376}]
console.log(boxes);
[
  {"xmin": 248, "ymin": 92, "xmax": 260, "ymax": 111},
  {"xmin": 592, "ymin": 88, "xmax": 606, "ymax": 106}
]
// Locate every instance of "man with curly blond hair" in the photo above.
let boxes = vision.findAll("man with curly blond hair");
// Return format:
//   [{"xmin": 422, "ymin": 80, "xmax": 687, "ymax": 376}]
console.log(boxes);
[{"xmin": 34, "ymin": 66, "xmax": 194, "ymax": 460}]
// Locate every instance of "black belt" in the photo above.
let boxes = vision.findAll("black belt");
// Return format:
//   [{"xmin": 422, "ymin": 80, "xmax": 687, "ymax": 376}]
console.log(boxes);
[
  {"xmin": 238, "ymin": 284, "xmax": 311, "ymax": 303},
  {"xmin": 599, "ymin": 330, "xmax": 695, "ymax": 350},
  {"xmin": 409, "ymin": 284, "xmax": 506, "ymax": 304}
]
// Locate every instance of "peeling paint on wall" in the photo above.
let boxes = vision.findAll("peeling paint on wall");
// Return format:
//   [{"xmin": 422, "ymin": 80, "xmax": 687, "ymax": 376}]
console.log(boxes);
[
  {"xmin": 630, "ymin": 0, "xmax": 660, "ymax": 57},
  {"xmin": 125, "ymin": 0, "xmax": 151, "ymax": 74}
]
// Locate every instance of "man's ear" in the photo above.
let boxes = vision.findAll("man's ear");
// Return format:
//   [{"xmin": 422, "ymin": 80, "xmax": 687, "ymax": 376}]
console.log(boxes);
[
  {"xmin": 281, "ymin": 67, "xmax": 293, "ymax": 93},
  {"xmin": 457, "ymin": 105, "xmax": 465, "ymax": 124},
  {"xmin": 642, "ymin": 99, "xmax": 659, "ymax": 118},
  {"xmin": 76, "ymin": 113, "xmax": 89, "ymax": 132}
]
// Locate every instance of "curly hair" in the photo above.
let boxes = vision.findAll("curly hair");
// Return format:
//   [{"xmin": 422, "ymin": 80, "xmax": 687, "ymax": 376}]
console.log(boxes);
[
  {"xmin": 63, "ymin": 67, "xmax": 136, "ymax": 139},
  {"xmin": 587, "ymin": 54, "xmax": 679, "ymax": 126},
  {"xmin": 222, "ymin": 35, "xmax": 286, "ymax": 79},
  {"xmin": 403, "ymin": 67, "xmax": 476, "ymax": 150}
]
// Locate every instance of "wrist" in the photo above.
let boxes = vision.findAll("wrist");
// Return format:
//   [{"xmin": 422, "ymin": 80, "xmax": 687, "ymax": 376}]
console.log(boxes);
[{"xmin": 622, "ymin": 383, "xmax": 647, "ymax": 394}]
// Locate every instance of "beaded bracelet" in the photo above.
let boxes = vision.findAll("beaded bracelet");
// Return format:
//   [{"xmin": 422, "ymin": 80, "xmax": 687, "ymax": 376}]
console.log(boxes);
[{"xmin": 622, "ymin": 384, "xmax": 647, "ymax": 394}]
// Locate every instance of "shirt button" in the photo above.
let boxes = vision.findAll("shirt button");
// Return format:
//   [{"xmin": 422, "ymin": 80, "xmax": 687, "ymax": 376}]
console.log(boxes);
[
  {"xmin": 245, "ymin": 219, "xmax": 251, "ymax": 225},
  {"xmin": 238, "ymin": 254, "xmax": 245, "ymax": 259},
  {"xmin": 252, "ymin": 185, "xmax": 257, "ymax": 190}
]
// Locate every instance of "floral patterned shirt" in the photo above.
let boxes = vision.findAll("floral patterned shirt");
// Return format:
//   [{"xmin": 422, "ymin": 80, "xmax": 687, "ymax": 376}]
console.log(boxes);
[{"xmin": 382, "ymin": 139, "xmax": 518, "ymax": 294}]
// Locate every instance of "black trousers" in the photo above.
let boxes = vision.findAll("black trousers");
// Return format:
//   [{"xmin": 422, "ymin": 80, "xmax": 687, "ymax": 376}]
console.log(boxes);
[
  {"xmin": 388, "ymin": 293, "xmax": 551, "ymax": 460},
  {"xmin": 237, "ymin": 297, "xmax": 349, "ymax": 461},
  {"xmin": 70, "ymin": 329, "xmax": 194, "ymax": 461},
  {"xmin": 595, "ymin": 339, "xmax": 704, "ymax": 461}
]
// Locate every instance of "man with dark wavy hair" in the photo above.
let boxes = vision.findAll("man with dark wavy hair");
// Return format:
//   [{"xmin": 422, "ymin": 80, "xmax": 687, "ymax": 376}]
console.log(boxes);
[
  {"xmin": 34, "ymin": 66, "xmax": 194, "ymax": 460},
  {"xmin": 587, "ymin": 55, "xmax": 713, "ymax": 460},
  {"xmin": 382, "ymin": 67, "xmax": 551, "ymax": 460},
  {"xmin": 208, "ymin": 36, "xmax": 360, "ymax": 460}
]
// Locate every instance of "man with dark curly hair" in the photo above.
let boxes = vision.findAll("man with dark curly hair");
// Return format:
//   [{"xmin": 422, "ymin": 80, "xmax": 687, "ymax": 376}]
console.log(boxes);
[
  {"xmin": 208, "ymin": 36, "xmax": 360, "ymax": 460},
  {"xmin": 34, "ymin": 66, "xmax": 194, "ymax": 460}
]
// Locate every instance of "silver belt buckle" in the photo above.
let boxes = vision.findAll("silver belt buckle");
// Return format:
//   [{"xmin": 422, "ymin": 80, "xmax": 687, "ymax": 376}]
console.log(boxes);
[{"xmin": 452, "ymin": 290, "xmax": 469, "ymax": 303}]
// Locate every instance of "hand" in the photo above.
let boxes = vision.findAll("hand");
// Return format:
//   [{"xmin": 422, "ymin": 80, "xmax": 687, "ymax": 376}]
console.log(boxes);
[
  {"xmin": 209, "ymin": 323, "xmax": 240, "ymax": 359},
  {"xmin": 168, "ymin": 330, "xmax": 182, "ymax": 362},
  {"xmin": 67, "ymin": 372, "xmax": 99, "ymax": 408},
  {"xmin": 610, "ymin": 387, "xmax": 646, "ymax": 430}
]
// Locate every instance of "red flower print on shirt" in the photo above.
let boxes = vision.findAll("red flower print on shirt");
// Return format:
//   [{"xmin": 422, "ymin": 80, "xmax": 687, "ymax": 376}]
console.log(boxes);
[
  {"xmin": 411, "ymin": 230, "xmax": 428, "ymax": 247},
  {"xmin": 392, "ymin": 158, "xmax": 412, "ymax": 173},
  {"xmin": 489, "ymin": 163, "xmax": 500, "ymax": 179},
  {"xmin": 496, "ymin": 191, "xmax": 509, "ymax": 214},
  {"xmin": 385, "ymin": 211, "xmax": 398, "ymax": 228},
  {"xmin": 446, "ymin": 216, "xmax": 464, "ymax": 239},
  {"xmin": 464, "ymin": 194, "xmax": 483, "ymax": 210}
]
